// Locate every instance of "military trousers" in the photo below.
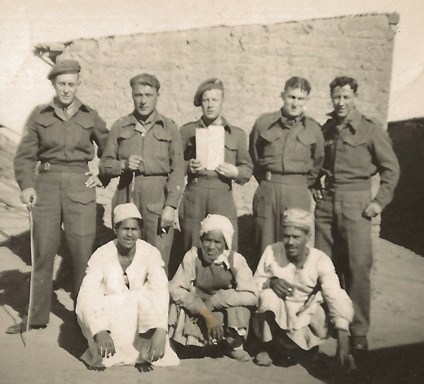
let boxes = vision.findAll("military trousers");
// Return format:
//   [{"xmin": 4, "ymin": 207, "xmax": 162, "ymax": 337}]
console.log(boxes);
[
  {"xmin": 253, "ymin": 176, "xmax": 312, "ymax": 263},
  {"xmin": 315, "ymin": 189, "xmax": 372, "ymax": 337},
  {"xmin": 112, "ymin": 174, "xmax": 173, "ymax": 274},
  {"xmin": 31, "ymin": 169, "xmax": 96, "ymax": 325},
  {"xmin": 178, "ymin": 178, "xmax": 238, "ymax": 253}
]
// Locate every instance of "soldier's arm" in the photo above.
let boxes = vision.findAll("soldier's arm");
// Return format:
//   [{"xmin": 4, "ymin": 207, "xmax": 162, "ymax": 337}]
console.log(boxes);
[
  {"xmin": 370, "ymin": 124, "xmax": 400, "ymax": 209},
  {"xmin": 91, "ymin": 111, "xmax": 109, "ymax": 158},
  {"xmin": 165, "ymin": 121, "xmax": 185, "ymax": 208},
  {"xmin": 14, "ymin": 109, "xmax": 39, "ymax": 191},
  {"xmin": 234, "ymin": 129, "xmax": 253, "ymax": 185},
  {"xmin": 307, "ymin": 122, "xmax": 325, "ymax": 187},
  {"xmin": 249, "ymin": 120, "xmax": 261, "ymax": 182},
  {"xmin": 98, "ymin": 123, "xmax": 126, "ymax": 178}
]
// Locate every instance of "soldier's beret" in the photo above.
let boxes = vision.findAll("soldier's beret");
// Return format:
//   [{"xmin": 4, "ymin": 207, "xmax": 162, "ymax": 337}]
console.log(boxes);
[
  {"xmin": 130, "ymin": 73, "xmax": 160, "ymax": 90},
  {"xmin": 193, "ymin": 78, "xmax": 224, "ymax": 107},
  {"xmin": 48, "ymin": 59, "xmax": 81, "ymax": 80}
]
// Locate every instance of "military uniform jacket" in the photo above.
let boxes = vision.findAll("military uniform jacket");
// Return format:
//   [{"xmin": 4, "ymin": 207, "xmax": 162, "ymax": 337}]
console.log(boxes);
[
  {"xmin": 14, "ymin": 99, "xmax": 109, "ymax": 190},
  {"xmin": 249, "ymin": 110, "xmax": 324, "ymax": 186},
  {"xmin": 180, "ymin": 117, "xmax": 253, "ymax": 185},
  {"xmin": 321, "ymin": 109, "xmax": 400, "ymax": 209},
  {"xmin": 99, "ymin": 110, "xmax": 184, "ymax": 208}
]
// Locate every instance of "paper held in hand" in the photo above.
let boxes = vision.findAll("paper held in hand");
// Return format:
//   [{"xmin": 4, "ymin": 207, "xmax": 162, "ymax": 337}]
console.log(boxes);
[{"xmin": 196, "ymin": 125, "xmax": 225, "ymax": 170}]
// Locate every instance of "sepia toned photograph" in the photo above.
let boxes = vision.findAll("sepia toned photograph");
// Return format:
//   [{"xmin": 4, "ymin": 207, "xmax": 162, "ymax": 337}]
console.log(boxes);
[{"xmin": 0, "ymin": 0, "xmax": 423, "ymax": 383}]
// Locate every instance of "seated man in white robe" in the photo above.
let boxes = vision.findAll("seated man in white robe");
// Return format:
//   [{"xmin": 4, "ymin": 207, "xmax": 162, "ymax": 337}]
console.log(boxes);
[
  {"xmin": 253, "ymin": 208, "xmax": 353, "ymax": 369},
  {"xmin": 76, "ymin": 203, "xmax": 179, "ymax": 370}
]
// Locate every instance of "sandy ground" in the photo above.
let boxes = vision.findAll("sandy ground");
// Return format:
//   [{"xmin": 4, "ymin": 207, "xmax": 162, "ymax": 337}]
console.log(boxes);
[{"xmin": 0, "ymin": 233, "xmax": 423, "ymax": 384}]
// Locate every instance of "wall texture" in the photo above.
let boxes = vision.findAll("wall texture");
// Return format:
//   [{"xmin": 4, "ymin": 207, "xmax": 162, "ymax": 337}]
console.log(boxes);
[{"xmin": 55, "ymin": 12, "xmax": 398, "ymax": 219}]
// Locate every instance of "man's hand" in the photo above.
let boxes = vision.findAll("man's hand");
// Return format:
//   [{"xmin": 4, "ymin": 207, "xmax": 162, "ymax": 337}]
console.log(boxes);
[
  {"xmin": 269, "ymin": 277, "xmax": 295, "ymax": 299},
  {"xmin": 310, "ymin": 187, "xmax": 323, "ymax": 204},
  {"xmin": 21, "ymin": 188, "xmax": 37, "ymax": 209},
  {"xmin": 160, "ymin": 206, "xmax": 175, "ymax": 231},
  {"xmin": 85, "ymin": 172, "xmax": 103, "ymax": 188},
  {"xmin": 200, "ymin": 307, "xmax": 224, "ymax": 343},
  {"xmin": 336, "ymin": 329, "xmax": 350, "ymax": 369},
  {"xmin": 188, "ymin": 158, "xmax": 204, "ymax": 175},
  {"xmin": 216, "ymin": 163, "xmax": 239, "ymax": 179},
  {"xmin": 94, "ymin": 330, "xmax": 115, "ymax": 358},
  {"xmin": 125, "ymin": 155, "xmax": 143, "ymax": 171},
  {"xmin": 147, "ymin": 328, "xmax": 166, "ymax": 362},
  {"xmin": 362, "ymin": 201, "xmax": 382, "ymax": 220}
]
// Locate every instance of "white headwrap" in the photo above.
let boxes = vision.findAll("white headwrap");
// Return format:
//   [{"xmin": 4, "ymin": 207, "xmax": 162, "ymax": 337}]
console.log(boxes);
[
  {"xmin": 113, "ymin": 203, "xmax": 142, "ymax": 225},
  {"xmin": 283, "ymin": 208, "xmax": 313, "ymax": 232},
  {"xmin": 199, "ymin": 214, "xmax": 234, "ymax": 251}
]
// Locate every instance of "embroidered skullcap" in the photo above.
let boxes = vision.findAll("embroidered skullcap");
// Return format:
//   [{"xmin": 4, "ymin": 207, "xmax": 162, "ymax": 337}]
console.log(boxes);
[
  {"xmin": 113, "ymin": 203, "xmax": 142, "ymax": 225},
  {"xmin": 193, "ymin": 78, "xmax": 224, "ymax": 107},
  {"xmin": 48, "ymin": 59, "xmax": 81, "ymax": 80},
  {"xmin": 199, "ymin": 214, "xmax": 234, "ymax": 250},
  {"xmin": 283, "ymin": 208, "xmax": 313, "ymax": 232},
  {"xmin": 130, "ymin": 73, "xmax": 161, "ymax": 90}
]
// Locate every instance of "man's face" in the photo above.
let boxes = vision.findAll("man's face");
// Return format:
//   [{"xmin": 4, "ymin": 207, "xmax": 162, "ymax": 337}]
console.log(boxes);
[
  {"xmin": 281, "ymin": 87, "xmax": 309, "ymax": 118},
  {"xmin": 283, "ymin": 226, "xmax": 309, "ymax": 262},
  {"xmin": 200, "ymin": 230, "xmax": 226, "ymax": 264},
  {"xmin": 331, "ymin": 84, "xmax": 356, "ymax": 119},
  {"xmin": 115, "ymin": 218, "xmax": 141, "ymax": 251},
  {"xmin": 52, "ymin": 73, "xmax": 79, "ymax": 107},
  {"xmin": 201, "ymin": 89, "xmax": 224, "ymax": 121},
  {"xmin": 132, "ymin": 84, "xmax": 159, "ymax": 118}
]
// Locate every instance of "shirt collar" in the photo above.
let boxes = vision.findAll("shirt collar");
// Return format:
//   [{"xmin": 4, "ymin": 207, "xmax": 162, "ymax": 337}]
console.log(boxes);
[
  {"xmin": 131, "ymin": 110, "xmax": 164, "ymax": 132},
  {"xmin": 199, "ymin": 115, "xmax": 232, "ymax": 132},
  {"xmin": 269, "ymin": 109, "xmax": 304, "ymax": 129},
  {"xmin": 327, "ymin": 108, "xmax": 361, "ymax": 132}
]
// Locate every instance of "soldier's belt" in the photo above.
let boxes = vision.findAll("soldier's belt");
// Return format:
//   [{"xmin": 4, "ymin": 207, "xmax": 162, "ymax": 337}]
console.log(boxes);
[
  {"xmin": 39, "ymin": 162, "xmax": 88, "ymax": 173},
  {"xmin": 262, "ymin": 172, "xmax": 307, "ymax": 184}
]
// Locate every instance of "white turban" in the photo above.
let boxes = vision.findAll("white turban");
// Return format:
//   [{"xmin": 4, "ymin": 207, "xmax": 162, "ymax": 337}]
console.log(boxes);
[
  {"xmin": 199, "ymin": 214, "xmax": 234, "ymax": 250},
  {"xmin": 283, "ymin": 208, "xmax": 313, "ymax": 232},
  {"xmin": 113, "ymin": 203, "xmax": 142, "ymax": 225}
]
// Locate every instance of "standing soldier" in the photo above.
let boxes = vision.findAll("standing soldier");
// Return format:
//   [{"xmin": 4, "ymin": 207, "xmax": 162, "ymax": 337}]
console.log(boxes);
[
  {"xmin": 249, "ymin": 77, "xmax": 324, "ymax": 260},
  {"xmin": 99, "ymin": 74, "xmax": 184, "ymax": 274},
  {"xmin": 179, "ymin": 78, "xmax": 253, "ymax": 253},
  {"xmin": 9, "ymin": 60, "xmax": 109, "ymax": 333},
  {"xmin": 313, "ymin": 76, "xmax": 400, "ymax": 352}
]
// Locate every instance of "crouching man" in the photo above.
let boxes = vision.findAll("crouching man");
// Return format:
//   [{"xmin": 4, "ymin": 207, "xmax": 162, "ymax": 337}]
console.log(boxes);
[{"xmin": 252, "ymin": 208, "xmax": 353, "ymax": 369}]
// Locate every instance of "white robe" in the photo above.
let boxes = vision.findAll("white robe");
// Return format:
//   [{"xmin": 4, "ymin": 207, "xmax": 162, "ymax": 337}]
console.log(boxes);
[
  {"xmin": 254, "ymin": 244, "xmax": 353, "ymax": 350},
  {"xmin": 76, "ymin": 239, "xmax": 179, "ymax": 368}
]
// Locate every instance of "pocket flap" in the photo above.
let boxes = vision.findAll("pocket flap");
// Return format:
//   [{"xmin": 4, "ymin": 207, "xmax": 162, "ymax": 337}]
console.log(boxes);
[
  {"xmin": 146, "ymin": 202, "xmax": 163, "ymax": 215},
  {"xmin": 259, "ymin": 128, "xmax": 282, "ymax": 143},
  {"xmin": 75, "ymin": 114, "xmax": 94, "ymax": 129},
  {"xmin": 225, "ymin": 135, "xmax": 237, "ymax": 150},
  {"xmin": 153, "ymin": 128, "xmax": 171, "ymax": 142},
  {"xmin": 35, "ymin": 115, "xmax": 57, "ymax": 127},
  {"xmin": 343, "ymin": 135, "xmax": 367, "ymax": 147},
  {"xmin": 297, "ymin": 131, "xmax": 316, "ymax": 145},
  {"xmin": 66, "ymin": 190, "xmax": 95, "ymax": 205}
]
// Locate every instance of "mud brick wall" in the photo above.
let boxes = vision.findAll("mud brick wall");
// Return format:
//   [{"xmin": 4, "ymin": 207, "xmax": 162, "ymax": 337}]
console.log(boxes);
[{"xmin": 56, "ymin": 13, "xmax": 398, "ymax": 224}]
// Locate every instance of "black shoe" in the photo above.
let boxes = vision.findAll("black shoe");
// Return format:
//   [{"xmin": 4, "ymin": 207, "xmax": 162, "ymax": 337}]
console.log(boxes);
[
  {"xmin": 6, "ymin": 320, "xmax": 47, "ymax": 334},
  {"xmin": 351, "ymin": 336, "xmax": 369, "ymax": 351}
]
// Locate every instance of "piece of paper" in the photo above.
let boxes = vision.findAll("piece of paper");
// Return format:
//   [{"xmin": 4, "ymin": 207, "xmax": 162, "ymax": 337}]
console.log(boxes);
[{"xmin": 196, "ymin": 125, "xmax": 225, "ymax": 170}]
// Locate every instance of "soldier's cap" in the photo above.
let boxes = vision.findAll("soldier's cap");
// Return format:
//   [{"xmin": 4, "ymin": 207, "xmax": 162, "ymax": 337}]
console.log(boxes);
[
  {"xmin": 113, "ymin": 203, "xmax": 142, "ymax": 225},
  {"xmin": 283, "ymin": 208, "xmax": 313, "ymax": 232},
  {"xmin": 130, "ymin": 73, "xmax": 160, "ymax": 90},
  {"xmin": 193, "ymin": 78, "xmax": 224, "ymax": 106},
  {"xmin": 48, "ymin": 59, "xmax": 81, "ymax": 80}
]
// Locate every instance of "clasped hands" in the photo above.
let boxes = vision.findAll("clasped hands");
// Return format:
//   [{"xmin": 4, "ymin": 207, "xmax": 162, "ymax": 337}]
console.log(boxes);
[{"xmin": 189, "ymin": 158, "xmax": 238, "ymax": 179}]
